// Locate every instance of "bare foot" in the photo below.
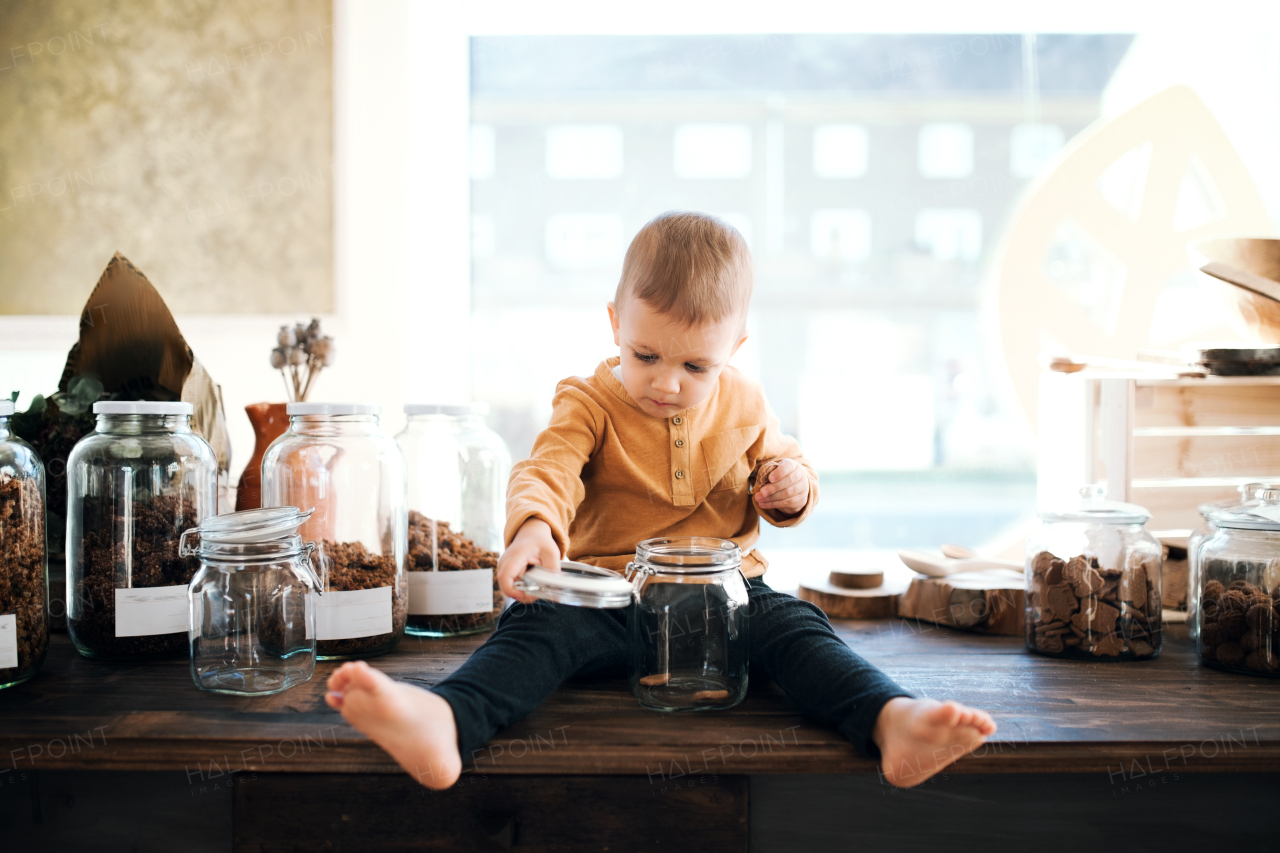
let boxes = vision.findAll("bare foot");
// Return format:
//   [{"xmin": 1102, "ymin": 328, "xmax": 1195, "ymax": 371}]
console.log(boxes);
[
  {"xmin": 325, "ymin": 661, "xmax": 462, "ymax": 789},
  {"xmin": 872, "ymin": 697, "xmax": 996, "ymax": 788}
]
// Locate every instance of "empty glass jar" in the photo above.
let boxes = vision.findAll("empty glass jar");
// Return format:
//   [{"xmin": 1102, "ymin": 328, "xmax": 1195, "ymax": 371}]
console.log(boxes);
[
  {"xmin": 1026, "ymin": 487, "xmax": 1162, "ymax": 660},
  {"xmin": 1196, "ymin": 488, "xmax": 1280, "ymax": 677},
  {"xmin": 0, "ymin": 399, "xmax": 48, "ymax": 689},
  {"xmin": 513, "ymin": 536, "xmax": 750, "ymax": 712},
  {"xmin": 186, "ymin": 507, "xmax": 321, "ymax": 695},
  {"xmin": 398, "ymin": 404, "xmax": 510, "ymax": 638},
  {"xmin": 66, "ymin": 402, "xmax": 217, "ymax": 661},
  {"xmin": 627, "ymin": 538, "xmax": 750, "ymax": 711},
  {"xmin": 260, "ymin": 403, "xmax": 407, "ymax": 660}
]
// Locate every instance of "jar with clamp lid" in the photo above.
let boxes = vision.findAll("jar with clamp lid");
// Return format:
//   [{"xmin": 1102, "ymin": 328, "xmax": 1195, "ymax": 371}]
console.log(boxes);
[
  {"xmin": 1026, "ymin": 486, "xmax": 1162, "ymax": 660},
  {"xmin": 185, "ymin": 507, "xmax": 321, "ymax": 695},
  {"xmin": 513, "ymin": 536, "xmax": 750, "ymax": 712}
]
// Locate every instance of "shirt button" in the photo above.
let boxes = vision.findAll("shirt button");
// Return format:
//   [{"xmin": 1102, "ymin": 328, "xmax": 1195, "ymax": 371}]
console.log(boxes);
[
  {"xmin": 674, "ymin": 470, "xmax": 685, "ymax": 479},
  {"xmin": 675, "ymin": 439, "xmax": 685, "ymax": 447},
  {"xmin": 672, "ymin": 416, "xmax": 682, "ymax": 425}
]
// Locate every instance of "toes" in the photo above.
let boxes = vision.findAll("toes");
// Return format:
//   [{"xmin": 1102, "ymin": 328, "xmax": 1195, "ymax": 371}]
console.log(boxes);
[
  {"xmin": 344, "ymin": 661, "xmax": 388, "ymax": 693},
  {"xmin": 927, "ymin": 700, "xmax": 962, "ymax": 728}
]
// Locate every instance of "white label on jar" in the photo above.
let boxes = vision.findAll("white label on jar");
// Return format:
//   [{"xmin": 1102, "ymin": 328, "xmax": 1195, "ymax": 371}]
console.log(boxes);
[
  {"xmin": 115, "ymin": 586, "xmax": 189, "ymax": 637},
  {"xmin": 314, "ymin": 586, "xmax": 392, "ymax": 641},
  {"xmin": 0, "ymin": 614, "xmax": 16, "ymax": 668},
  {"xmin": 409, "ymin": 570, "xmax": 494, "ymax": 616}
]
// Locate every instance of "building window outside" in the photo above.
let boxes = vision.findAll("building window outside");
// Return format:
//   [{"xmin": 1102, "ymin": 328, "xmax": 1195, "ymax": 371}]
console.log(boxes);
[
  {"xmin": 813, "ymin": 124, "xmax": 869, "ymax": 179},
  {"xmin": 915, "ymin": 209, "xmax": 983, "ymax": 262},
  {"xmin": 673, "ymin": 124, "xmax": 753, "ymax": 179},
  {"xmin": 545, "ymin": 125, "xmax": 625, "ymax": 179},
  {"xmin": 1009, "ymin": 123, "xmax": 1065, "ymax": 178},
  {"xmin": 810, "ymin": 209, "xmax": 872, "ymax": 262},
  {"xmin": 917, "ymin": 123, "xmax": 975, "ymax": 179}
]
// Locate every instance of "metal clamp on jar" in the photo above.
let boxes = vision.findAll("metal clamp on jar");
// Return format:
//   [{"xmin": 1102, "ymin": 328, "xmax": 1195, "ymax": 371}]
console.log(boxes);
[
  {"xmin": 513, "ymin": 536, "xmax": 750, "ymax": 712},
  {"xmin": 184, "ymin": 507, "xmax": 322, "ymax": 695}
]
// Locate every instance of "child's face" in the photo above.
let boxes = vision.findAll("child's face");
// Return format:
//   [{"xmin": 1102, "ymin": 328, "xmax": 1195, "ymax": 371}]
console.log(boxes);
[{"xmin": 607, "ymin": 298, "xmax": 747, "ymax": 418}]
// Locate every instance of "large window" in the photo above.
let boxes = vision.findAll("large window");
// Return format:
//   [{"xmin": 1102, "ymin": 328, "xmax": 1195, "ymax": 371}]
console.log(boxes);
[{"xmin": 468, "ymin": 34, "xmax": 1133, "ymax": 550}]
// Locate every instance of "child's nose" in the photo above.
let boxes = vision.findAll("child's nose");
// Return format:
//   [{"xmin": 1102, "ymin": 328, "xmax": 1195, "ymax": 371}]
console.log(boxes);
[{"xmin": 653, "ymin": 370, "xmax": 680, "ymax": 394}]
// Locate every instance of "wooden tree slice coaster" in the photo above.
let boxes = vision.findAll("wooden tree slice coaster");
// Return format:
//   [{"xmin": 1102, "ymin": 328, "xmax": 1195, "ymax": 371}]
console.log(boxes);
[
  {"xmin": 827, "ymin": 568, "xmax": 884, "ymax": 590},
  {"xmin": 798, "ymin": 557, "xmax": 912, "ymax": 620}
]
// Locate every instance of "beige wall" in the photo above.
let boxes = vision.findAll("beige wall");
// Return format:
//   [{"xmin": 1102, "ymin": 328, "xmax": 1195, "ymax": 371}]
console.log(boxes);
[{"xmin": 0, "ymin": 0, "xmax": 333, "ymax": 315}]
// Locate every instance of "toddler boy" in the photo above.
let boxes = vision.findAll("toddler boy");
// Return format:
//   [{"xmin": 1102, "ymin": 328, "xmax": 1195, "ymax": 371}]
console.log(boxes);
[{"xmin": 326, "ymin": 212, "xmax": 995, "ymax": 788}]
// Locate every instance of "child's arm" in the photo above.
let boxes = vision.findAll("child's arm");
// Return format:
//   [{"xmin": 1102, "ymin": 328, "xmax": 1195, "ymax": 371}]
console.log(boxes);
[
  {"xmin": 752, "ymin": 406, "xmax": 820, "ymax": 527},
  {"xmin": 497, "ymin": 386, "xmax": 602, "ymax": 602}
]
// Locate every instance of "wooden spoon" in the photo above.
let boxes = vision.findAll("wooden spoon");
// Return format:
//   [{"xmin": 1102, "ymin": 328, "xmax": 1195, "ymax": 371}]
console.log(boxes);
[{"xmin": 897, "ymin": 549, "xmax": 1024, "ymax": 578}]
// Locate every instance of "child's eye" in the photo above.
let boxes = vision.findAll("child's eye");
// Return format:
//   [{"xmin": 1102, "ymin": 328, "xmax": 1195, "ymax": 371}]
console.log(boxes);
[
  {"xmin": 684, "ymin": 362, "xmax": 707, "ymax": 374},
  {"xmin": 633, "ymin": 351, "xmax": 658, "ymax": 364}
]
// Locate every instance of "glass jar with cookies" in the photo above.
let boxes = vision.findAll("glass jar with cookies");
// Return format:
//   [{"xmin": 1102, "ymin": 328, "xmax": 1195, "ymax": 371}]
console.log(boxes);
[
  {"xmin": 1025, "ymin": 486, "xmax": 1162, "ymax": 661},
  {"xmin": 1195, "ymin": 488, "xmax": 1280, "ymax": 677}
]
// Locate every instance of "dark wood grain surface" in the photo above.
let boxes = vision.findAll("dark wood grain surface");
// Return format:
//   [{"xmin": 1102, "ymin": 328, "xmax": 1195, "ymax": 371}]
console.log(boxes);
[{"xmin": 2, "ymin": 619, "xmax": 1278, "ymax": 777}]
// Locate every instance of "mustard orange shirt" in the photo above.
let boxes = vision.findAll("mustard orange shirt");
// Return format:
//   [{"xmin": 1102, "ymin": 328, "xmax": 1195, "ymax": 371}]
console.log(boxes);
[{"xmin": 505, "ymin": 357, "xmax": 819, "ymax": 578}]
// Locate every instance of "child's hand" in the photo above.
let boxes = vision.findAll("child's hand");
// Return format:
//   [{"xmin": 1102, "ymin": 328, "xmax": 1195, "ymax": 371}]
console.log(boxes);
[
  {"xmin": 753, "ymin": 458, "xmax": 809, "ymax": 515},
  {"xmin": 496, "ymin": 518, "xmax": 561, "ymax": 604}
]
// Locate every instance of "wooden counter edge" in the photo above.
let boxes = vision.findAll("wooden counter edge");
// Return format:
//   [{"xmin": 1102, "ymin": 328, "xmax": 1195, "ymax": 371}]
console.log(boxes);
[{"xmin": 3, "ymin": 737, "xmax": 1278, "ymax": 776}]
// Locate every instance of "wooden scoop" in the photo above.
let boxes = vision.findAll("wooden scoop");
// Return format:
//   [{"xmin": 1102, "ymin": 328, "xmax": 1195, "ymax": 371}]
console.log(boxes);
[
  {"xmin": 1200, "ymin": 260, "xmax": 1280, "ymax": 304},
  {"xmin": 897, "ymin": 549, "xmax": 1023, "ymax": 578}
]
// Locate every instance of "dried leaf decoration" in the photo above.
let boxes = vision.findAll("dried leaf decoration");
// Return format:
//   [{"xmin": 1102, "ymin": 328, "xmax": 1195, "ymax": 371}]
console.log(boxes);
[{"xmin": 58, "ymin": 252, "xmax": 231, "ymax": 476}]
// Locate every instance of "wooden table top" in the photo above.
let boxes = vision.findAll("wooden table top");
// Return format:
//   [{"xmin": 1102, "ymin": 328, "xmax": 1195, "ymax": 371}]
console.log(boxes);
[{"xmin": 2, "ymin": 618, "xmax": 1278, "ymax": 778}]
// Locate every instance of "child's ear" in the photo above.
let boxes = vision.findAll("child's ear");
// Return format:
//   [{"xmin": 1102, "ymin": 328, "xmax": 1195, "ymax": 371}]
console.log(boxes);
[
  {"xmin": 729, "ymin": 329, "xmax": 748, "ymax": 359},
  {"xmin": 607, "ymin": 301, "xmax": 621, "ymax": 346}
]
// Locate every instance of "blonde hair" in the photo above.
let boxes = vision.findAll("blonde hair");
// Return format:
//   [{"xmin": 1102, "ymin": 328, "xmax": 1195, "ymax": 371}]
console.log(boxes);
[{"xmin": 615, "ymin": 212, "xmax": 753, "ymax": 328}]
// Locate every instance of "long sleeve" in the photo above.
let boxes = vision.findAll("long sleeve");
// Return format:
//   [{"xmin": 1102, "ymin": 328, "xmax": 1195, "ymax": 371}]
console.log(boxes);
[
  {"xmin": 504, "ymin": 385, "xmax": 603, "ymax": 556},
  {"xmin": 754, "ymin": 403, "xmax": 820, "ymax": 529}
]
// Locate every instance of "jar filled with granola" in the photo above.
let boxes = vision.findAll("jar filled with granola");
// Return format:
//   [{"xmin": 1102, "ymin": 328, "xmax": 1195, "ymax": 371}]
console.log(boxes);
[
  {"xmin": 0, "ymin": 400, "xmax": 49, "ymax": 688},
  {"xmin": 1026, "ymin": 486, "xmax": 1162, "ymax": 660},
  {"xmin": 260, "ymin": 403, "xmax": 407, "ymax": 659},
  {"xmin": 1195, "ymin": 488, "xmax": 1280, "ymax": 677},
  {"xmin": 398, "ymin": 404, "xmax": 509, "ymax": 638},
  {"xmin": 66, "ymin": 402, "xmax": 217, "ymax": 660}
]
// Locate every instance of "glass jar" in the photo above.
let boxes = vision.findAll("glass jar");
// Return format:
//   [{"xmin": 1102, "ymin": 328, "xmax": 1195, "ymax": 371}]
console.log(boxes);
[
  {"xmin": 185, "ymin": 507, "xmax": 321, "ymax": 694},
  {"xmin": 1026, "ymin": 487, "xmax": 1162, "ymax": 660},
  {"xmin": 260, "ymin": 403, "xmax": 407, "ymax": 660},
  {"xmin": 1187, "ymin": 483, "xmax": 1266, "ymax": 638},
  {"xmin": 1195, "ymin": 488, "xmax": 1280, "ymax": 677},
  {"xmin": 398, "ymin": 404, "xmax": 510, "ymax": 638},
  {"xmin": 0, "ymin": 400, "xmax": 49, "ymax": 689},
  {"xmin": 513, "ymin": 536, "xmax": 750, "ymax": 712},
  {"xmin": 66, "ymin": 402, "xmax": 217, "ymax": 661}
]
